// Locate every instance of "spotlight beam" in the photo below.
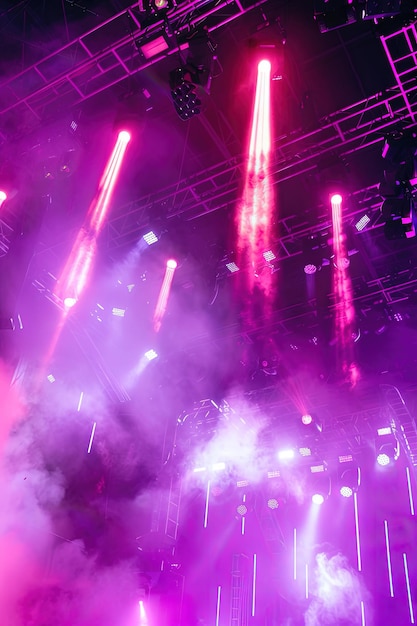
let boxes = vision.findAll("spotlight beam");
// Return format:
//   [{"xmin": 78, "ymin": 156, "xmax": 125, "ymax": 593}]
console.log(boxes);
[{"xmin": 153, "ymin": 259, "xmax": 177, "ymax": 332}]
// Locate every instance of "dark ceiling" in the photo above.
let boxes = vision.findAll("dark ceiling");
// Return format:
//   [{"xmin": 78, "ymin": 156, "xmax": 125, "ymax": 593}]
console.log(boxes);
[{"xmin": 0, "ymin": 0, "xmax": 417, "ymax": 417}]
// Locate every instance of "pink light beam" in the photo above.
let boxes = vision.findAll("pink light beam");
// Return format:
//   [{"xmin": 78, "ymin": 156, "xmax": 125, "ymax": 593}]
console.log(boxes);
[
  {"xmin": 331, "ymin": 193, "xmax": 359, "ymax": 386},
  {"xmin": 0, "ymin": 190, "xmax": 7, "ymax": 209},
  {"xmin": 237, "ymin": 59, "xmax": 275, "ymax": 300},
  {"xmin": 153, "ymin": 259, "xmax": 177, "ymax": 332}
]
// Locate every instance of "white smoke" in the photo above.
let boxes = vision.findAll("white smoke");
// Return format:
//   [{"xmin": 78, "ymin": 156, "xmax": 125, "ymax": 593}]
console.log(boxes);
[{"xmin": 305, "ymin": 551, "xmax": 372, "ymax": 626}]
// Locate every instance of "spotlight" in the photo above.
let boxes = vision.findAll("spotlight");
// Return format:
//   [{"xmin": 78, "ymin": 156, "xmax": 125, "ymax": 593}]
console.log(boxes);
[
  {"xmin": 226, "ymin": 262, "xmax": 239, "ymax": 273},
  {"xmin": 355, "ymin": 214, "xmax": 371, "ymax": 231},
  {"xmin": 312, "ymin": 493, "xmax": 325, "ymax": 505},
  {"xmin": 304, "ymin": 263, "xmax": 318, "ymax": 275},
  {"xmin": 338, "ymin": 466, "xmax": 360, "ymax": 497},
  {"xmin": 376, "ymin": 441, "xmax": 399, "ymax": 466},
  {"xmin": 340, "ymin": 486, "xmax": 353, "ymax": 498},
  {"xmin": 144, "ymin": 349, "xmax": 158, "ymax": 361},
  {"xmin": 267, "ymin": 498, "xmax": 279, "ymax": 509},
  {"xmin": 301, "ymin": 414, "xmax": 313, "ymax": 425},
  {"xmin": 0, "ymin": 190, "xmax": 7, "ymax": 207},
  {"xmin": 237, "ymin": 503, "xmax": 248, "ymax": 516},
  {"xmin": 64, "ymin": 296, "xmax": 77, "ymax": 309},
  {"xmin": 277, "ymin": 449, "xmax": 295, "ymax": 461},
  {"xmin": 331, "ymin": 193, "xmax": 343, "ymax": 204},
  {"xmin": 167, "ymin": 258, "xmax": 177, "ymax": 269},
  {"xmin": 169, "ymin": 67, "xmax": 202, "ymax": 121},
  {"xmin": 377, "ymin": 452, "xmax": 390, "ymax": 466}
]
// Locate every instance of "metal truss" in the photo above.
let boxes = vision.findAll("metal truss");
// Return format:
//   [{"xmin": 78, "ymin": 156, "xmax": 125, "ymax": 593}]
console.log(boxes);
[
  {"xmin": 0, "ymin": 0, "xmax": 267, "ymax": 135},
  {"xmin": 105, "ymin": 77, "xmax": 417, "ymax": 251},
  {"xmin": 382, "ymin": 384, "xmax": 417, "ymax": 467}
]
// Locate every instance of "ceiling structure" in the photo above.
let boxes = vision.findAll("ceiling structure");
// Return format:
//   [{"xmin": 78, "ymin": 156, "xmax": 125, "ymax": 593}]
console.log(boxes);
[{"xmin": 0, "ymin": 1, "xmax": 417, "ymax": 455}]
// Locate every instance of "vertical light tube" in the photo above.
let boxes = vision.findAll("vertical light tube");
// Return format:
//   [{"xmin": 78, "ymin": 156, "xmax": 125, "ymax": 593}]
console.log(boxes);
[
  {"xmin": 384, "ymin": 520, "xmax": 394, "ymax": 597},
  {"xmin": 241, "ymin": 515, "xmax": 246, "ymax": 536},
  {"xmin": 77, "ymin": 391, "xmax": 84, "ymax": 412},
  {"xmin": 360, "ymin": 600, "xmax": 366, "ymax": 626},
  {"xmin": 403, "ymin": 553, "xmax": 415, "ymax": 624},
  {"xmin": 406, "ymin": 467, "xmax": 415, "ymax": 516},
  {"xmin": 305, "ymin": 564, "xmax": 309, "ymax": 599},
  {"xmin": 204, "ymin": 480, "xmax": 211, "ymax": 528},
  {"xmin": 252, "ymin": 553, "xmax": 257, "ymax": 617},
  {"xmin": 87, "ymin": 421, "xmax": 96, "ymax": 454},
  {"xmin": 215, "ymin": 585, "xmax": 222, "ymax": 626},
  {"xmin": 354, "ymin": 492, "xmax": 362, "ymax": 571},
  {"xmin": 293, "ymin": 528, "xmax": 297, "ymax": 580}
]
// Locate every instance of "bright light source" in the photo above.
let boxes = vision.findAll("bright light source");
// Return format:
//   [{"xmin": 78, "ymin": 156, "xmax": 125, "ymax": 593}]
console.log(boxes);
[
  {"xmin": 310, "ymin": 464, "xmax": 325, "ymax": 473},
  {"xmin": 312, "ymin": 493, "xmax": 325, "ymax": 505},
  {"xmin": 340, "ymin": 485, "xmax": 353, "ymax": 498},
  {"xmin": 226, "ymin": 262, "xmax": 239, "ymax": 273},
  {"xmin": 258, "ymin": 59, "xmax": 272, "ymax": 73},
  {"xmin": 278, "ymin": 449, "xmax": 295, "ymax": 461},
  {"xmin": 143, "ymin": 231, "xmax": 158, "ymax": 245},
  {"xmin": 212, "ymin": 462, "xmax": 226, "ymax": 471},
  {"xmin": 47, "ymin": 374, "xmax": 56, "ymax": 383},
  {"xmin": 299, "ymin": 447, "xmax": 312, "ymax": 457},
  {"xmin": 267, "ymin": 498, "xmax": 279, "ymax": 509},
  {"xmin": 377, "ymin": 453, "xmax": 390, "ymax": 466},
  {"xmin": 378, "ymin": 427, "xmax": 392, "ymax": 436},
  {"xmin": 0, "ymin": 190, "xmax": 7, "ymax": 207},
  {"xmin": 301, "ymin": 414, "xmax": 313, "ymax": 425},
  {"xmin": 304, "ymin": 263, "xmax": 318, "ymax": 275},
  {"xmin": 193, "ymin": 467, "xmax": 206, "ymax": 473},
  {"xmin": 355, "ymin": 214, "xmax": 371, "ymax": 231},
  {"xmin": 338, "ymin": 454, "xmax": 354, "ymax": 463},
  {"xmin": 118, "ymin": 130, "xmax": 131, "ymax": 143},
  {"xmin": 331, "ymin": 193, "xmax": 343, "ymax": 205},
  {"xmin": 154, "ymin": 257, "xmax": 178, "ymax": 332},
  {"xmin": 263, "ymin": 250, "xmax": 276, "ymax": 262},
  {"xmin": 237, "ymin": 479, "xmax": 249, "ymax": 487},
  {"xmin": 237, "ymin": 504, "xmax": 248, "ymax": 516},
  {"xmin": 144, "ymin": 349, "xmax": 158, "ymax": 361},
  {"xmin": 64, "ymin": 297, "xmax": 77, "ymax": 309},
  {"xmin": 167, "ymin": 258, "xmax": 178, "ymax": 269},
  {"xmin": 112, "ymin": 307, "xmax": 126, "ymax": 317}
]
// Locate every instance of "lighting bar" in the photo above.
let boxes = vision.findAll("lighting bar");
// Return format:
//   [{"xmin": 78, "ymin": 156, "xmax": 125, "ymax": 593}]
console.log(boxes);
[
  {"xmin": 143, "ymin": 230, "xmax": 158, "ymax": 245},
  {"xmin": 47, "ymin": 374, "xmax": 56, "ymax": 383},
  {"xmin": 241, "ymin": 493, "xmax": 247, "ymax": 536},
  {"xmin": 204, "ymin": 480, "xmax": 210, "ymax": 528},
  {"xmin": 310, "ymin": 464, "xmax": 325, "ymax": 473},
  {"xmin": 339, "ymin": 454, "xmax": 354, "ymax": 463},
  {"xmin": 360, "ymin": 600, "xmax": 366, "ymax": 626},
  {"xmin": 267, "ymin": 470, "xmax": 280, "ymax": 478},
  {"xmin": 377, "ymin": 427, "xmax": 392, "ymax": 436},
  {"xmin": 17, "ymin": 314, "xmax": 23, "ymax": 330},
  {"xmin": 299, "ymin": 447, "xmax": 312, "ymax": 457},
  {"xmin": 355, "ymin": 214, "xmax": 371, "ymax": 231},
  {"xmin": 226, "ymin": 261, "xmax": 239, "ymax": 273},
  {"xmin": 87, "ymin": 421, "xmax": 97, "ymax": 454},
  {"xmin": 77, "ymin": 391, "xmax": 84, "ymax": 412},
  {"xmin": 263, "ymin": 250, "xmax": 276, "ymax": 261},
  {"xmin": 193, "ymin": 466, "xmax": 206, "ymax": 473},
  {"xmin": 406, "ymin": 467, "xmax": 415, "ymax": 516},
  {"xmin": 112, "ymin": 307, "xmax": 126, "ymax": 317},
  {"xmin": 236, "ymin": 479, "xmax": 249, "ymax": 487},
  {"xmin": 215, "ymin": 586, "xmax": 222, "ymax": 626},
  {"xmin": 384, "ymin": 520, "xmax": 394, "ymax": 597},
  {"xmin": 404, "ymin": 553, "xmax": 415, "ymax": 624},
  {"xmin": 144, "ymin": 349, "xmax": 158, "ymax": 361},
  {"xmin": 293, "ymin": 528, "xmax": 297, "ymax": 580},
  {"xmin": 354, "ymin": 492, "xmax": 362, "ymax": 572},
  {"xmin": 252, "ymin": 554, "xmax": 257, "ymax": 616}
]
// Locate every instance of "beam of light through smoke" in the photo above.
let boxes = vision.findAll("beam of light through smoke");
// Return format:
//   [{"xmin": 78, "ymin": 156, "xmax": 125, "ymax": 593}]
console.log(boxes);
[
  {"xmin": 403, "ymin": 552, "xmax": 415, "ymax": 624},
  {"xmin": 305, "ymin": 551, "xmax": 370, "ymax": 626},
  {"xmin": 406, "ymin": 466, "xmax": 415, "ymax": 516},
  {"xmin": 153, "ymin": 259, "xmax": 177, "ymax": 332},
  {"xmin": 293, "ymin": 527, "xmax": 297, "ymax": 580},
  {"xmin": 384, "ymin": 520, "xmax": 394, "ymax": 597},
  {"xmin": 237, "ymin": 59, "xmax": 275, "ymax": 299},
  {"xmin": 331, "ymin": 194, "xmax": 359, "ymax": 386},
  {"xmin": 306, "ymin": 563, "xmax": 309, "ymax": 599},
  {"xmin": 53, "ymin": 130, "xmax": 130, "ymax": 330},
  {"xmin": 138, "ymin": 599, "xmax": 148, "ymax": 626},
  {"xmin": 252, "ymin": 553, "xmax": 257, "ymax": 616},
  {"xmin": 215, "ymin": 585, "xmax": 222, "ymax": 626},
  {"xmin": 361, "ymin": 600, "xmax": 366, "ymax": 626}
]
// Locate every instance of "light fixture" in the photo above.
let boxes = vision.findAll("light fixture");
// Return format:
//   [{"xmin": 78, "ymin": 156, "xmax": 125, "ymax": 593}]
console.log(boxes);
[
  {"xmin": 376, "ymin": 441, "xmax": 400, "ymax": 466},
  {"xmin": 169, "ymin": 67, "xmax": 202, "ymax": 121},
  {"xmin": 143, "ymin": 230, "xmax": 158, "ymax": 245},
  {"xmin": 355, "ymin": 214, "xmax": 371, "ymax": 231},
  {"xmin": 144, "ymin": 349, "xmax": 158, "ymax": 361}
]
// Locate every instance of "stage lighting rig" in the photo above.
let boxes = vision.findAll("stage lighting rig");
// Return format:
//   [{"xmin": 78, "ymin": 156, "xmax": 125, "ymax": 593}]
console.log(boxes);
[{"xmin": 314, "ymin": 0, "xmax": 358, "ymax": 32}]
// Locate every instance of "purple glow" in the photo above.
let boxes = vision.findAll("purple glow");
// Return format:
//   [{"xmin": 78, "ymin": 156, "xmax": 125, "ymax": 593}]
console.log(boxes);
[
  {"xmin": 204, "ymin": 480, "xmax": 211, "ymax": 528},
  {"xmin": 406, "ymin": 467, "xmax": 415, "ymax": 516},
  {"xmin": 138, "ymin": 599, "xmax": 148, "ymax": 625},
  {"xmin": 215, "ymin": 585, "xmax": 221, "ymax": 626},
  {"xmin": 384, "ymin": 520, "xmax": 394, "ymax": 597},
  {"xmin": 312, "ymin": 493, "xmax": 325, "ymax": 505},
  {"xmin": 293, "ymin": 528, "xmax": 297, "ymax": 580},
  {"xmin": 87, "ymin": 421, "xmax": 96, "ymax": 454},
  {"xmin": 354, "ymin": 492, "xmax": 362, "ymax": 572},
  {"xmin": 403, "ymin": 553, "xmax": 415, "ymax": 624},
  {"xmin": 252, "ymin": 554, "xmax": 257, "ymax": 616},
  {"xmin": 0, "ymin": 190, "xmax": 7, "ymax": 207}
]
